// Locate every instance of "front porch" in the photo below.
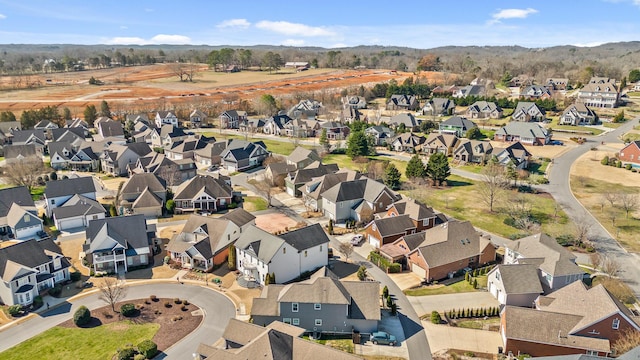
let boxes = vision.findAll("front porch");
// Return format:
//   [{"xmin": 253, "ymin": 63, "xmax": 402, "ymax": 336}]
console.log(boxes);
[{"xmin": 92, "ymin": 250, "xmax": 127, "ymax": 273}]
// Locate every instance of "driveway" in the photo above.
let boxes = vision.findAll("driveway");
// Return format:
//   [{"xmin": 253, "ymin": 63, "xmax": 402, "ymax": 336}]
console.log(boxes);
[
  {"xmin": 407, "ymin": 292, "xmax": 499, "ymax": 317},
  {"xmin": 422, "ymin": 321, "xmax": 503, "ymax": 355},
  {"xmin": 0, "ymin": 283, "xmax": 236, "ymax": 358}
]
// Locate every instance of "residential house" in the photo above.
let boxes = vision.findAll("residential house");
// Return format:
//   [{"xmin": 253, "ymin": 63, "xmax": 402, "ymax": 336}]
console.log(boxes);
[
  {"xmin": 263, "ymin": 114, "xmax": 292, "ymax": 136},
  {"xmin": 508, "ymin": 75, "xmax": 534, "ymax": 88},
  {"xmin": 11, "ymin": 130, "xmax": 46, "ymax": 155},
  {"xmin": 520, "ymin": 85, "xmax": 553, "ymax": 100},
  {"xmin": 155, "ymin": 111, "xmax": 179, "ymax": 127},
  {"xmin": 4, "ymin": 144, "xmax": 43, "ymax": 163},
  {"xmin": 34, "ymin": 120, "xmax": 59, "ymax": 131},
  {"xmin": 619, "ymin": 141, "xmax": 640, "ymax": 166},
  {"xmin": 264, "ymin": 161, "xmax": 296, "ymax": 186},
  {"xmin": 220, "ymin": 208, "xmax": 256, "ymax": 232},
  {"xmin": 93, "ymin": 116, "xmax": 113, "ymax": 130},
  {"xmin": 321, "ymin": 177, "xmax": 400, "ymax": 223},
  {"xmin": 51, "ymin": 194, "xmax": 106, "ymax": 231},
  {"xmin": 286, "ymin": 147, "xmax": 321, "ymax": 170},
  {"xmin": 406, "ymin": 220, "xmax": 496, "ymax": 281},
  {"xmin": 0, "ymin": 186, "xmax": 44, "ymax": 240},
  {"xmin": 0, "ymin": 121, "xmax": 21, "ymax": 146},
  {"xmin": 423, "ymin": 133, "xmax": 460, "ymax": 156},
  {"xmin": 545, "ymin": 78, "xmax": 569, "ymax": 91},
  {"xmin": 559, "ymin": 103, "xmax": 597, "ymax": 125},
  {"xmin": 65, "ymin": 118, "xmax": 89, "ymax": 130},
  {"xmin": 97, "ymin": 120, "xmax": 124, "ymax": 139},
  {"xmin": 365, "ymin": 126, "xmax": 395, "ymax": 146},
  {"xmin": 386, "ymin": 94, "xmax": 419, "ymax": 111},
  {"xmin": 219, "ymin": 110, "xmax": 247, "ymax": 129},
  {"xmin": 220, "ymin": 139, "xmax": 269, "ymax": 172},
  {"xmin": 302, "ymin": 170, "xmax": 361, "ymax": 212},
  {"xmin": 453, "ymin": 139, "xmax": 493, "ymax": 164},
  {"xmin": 251, "ymin": 267, "xmax": 380, "ymax": 334},
  {"xmin": 65, "ymin": 141, "xmax": 102, "ymax": 172},
  {"xmin": 44, "ymin": 176, "xmax": 97, "ymax": 217},
  {"xmin": 386, "ymin": 198, "xmax": 440, "ymax": 232},
  {"xmin": 285, "ymin": 61, "xmax": 310, "ymax": 70},
  {"xmin": 285, "ymin": 163, "xmax": 339, "ymax": 197},
  {"xmin": 51, "ymin": 127, "xmax": 87, "ymax": 145},
  {"xmin": 389, "ymin": 113, "xmax": 419, "ymax": 130},
  {"xmin": 130, "ymin": 151, "xmax": 196, "ymax": 185},
  {"xmin": 235, "ymin": 223, "xmax": 330, "ymax": 286},
  {"xmin": 577, "ymin": 79, "xmax": 619, "ymax": 108},
  {"xmin": 422, "ymin": 98, "xmax": 456, "ymax": 116},
  {"xmin": 0, "ymin": 239, "xmax": 70, "ymax": 306},
  {"xmin": 320, "ymin": 121, "xmax": 350, "ymax": 140},
  {"xmin": 453, "ymin": 85, "xmax": 485, "ymax": 98},
  {"xmin": 342, "ymin": 95, "xmax": 367, "ymax": 109},
  {"xmin": 165, "ymin": 136, "xmax": 210, "ymax": 161},
  {"xmin": 466, "ymin": 101, "xmax": 503, "ymax": 119},
  {"xmin": 173, "ymin": 175, "xmax": 233, "ymax": 214},
  {"xmin": 501, "ymin": 233, "xmax": 585, "ymax": 293},
  {"xmin": 193, "ymin": 141, "xmax": 227, "ymax": 168},
  {"xmin": 125, "ymin": 113, "xmax": 150, "ymax": 126},
  {"xmin": 283, "ymin": 118, "xmax": 320, "ymax": 138},
  {"xmin": 166, "ymin": 215, "xmax": 241, "ymax": 271},
  {"xmin": 101, "ymin": 142, "xmax": 152, "ymax": 176},
  {"xmin": 500, "ymin": 281, "xmax": 640, "ymax": 357},
  {"xmin": 391, "ymin": 132, "xmax": 427, "ymax": 152},
  {"xmin": 238, "ymin": 118, "xmax": 265, "ymax": 134},
  {"xmin": 194, "ymin": 319, "xmax": 362, "ymax": 360},
  {"xmin": 83, "ymin": 215, "xmax": 155, "ymax": 274},
  {"xmin": 150, "ymin": 125, "xmax": 188, "ymax": 148},
  {"xmin": 363, "ymin": 214, "xmax": 417, "ymax": 248},
  {"xmin": 120, "ymin": 173, "xmax": 167, "ymax": 217},
  {"xmin": 438, "ymin": 116, "xmax": 478, "ymax": 137},
  {"xmin": 494, "ymin": 122, "xmax": 550, "ymax": 146},
  {"xmin": 189, "ymin": 109, "xmax": 207, "ymax": 128},
  {"xmin": 289, "ymin": 99, "xmax": 323, "ymax": 119},
  {"xmin": 494, "ymin": 141, "xmax": 532, "ymax": 169},
  {"xmin": 487, "ymin": 264, "xmax": 544, "ymax": 307},
  {"xmin": 512, "ymin": 102, "xmax": 546, "ymax": 122}
]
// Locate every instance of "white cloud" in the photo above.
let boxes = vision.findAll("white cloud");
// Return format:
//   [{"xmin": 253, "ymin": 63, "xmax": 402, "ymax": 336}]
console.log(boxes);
[
  {"xmin": 282, "ymin": 39, "xmax": 305, "ymax": 46},
  {"xmin": 572, "ymin": 41, "xmax": 605, "ymax": 47},
  {"xmin": 150, "ymin": 34, "xmax": 191, "ymax": 44},
  {"xmin": 105, "ymin": 34, "xmax": 191, "ymax": 45},
  {"xmin": 216, "ymin": 18, "xmax": 250, "ymax": 29},
  {"xmin": 488, "ymin": 8, "xmax": 538, "ymax": 25},
  {"xmin": 0, "ymin": 14, "xmax": 6, "ymax": 19},
  {"xmin": 330, "ymin": 43, "xmax": 348, "ymax": 48},
  {"xmin": 255, "ymin": 20, "xmax": 335, "ymax": 37}
]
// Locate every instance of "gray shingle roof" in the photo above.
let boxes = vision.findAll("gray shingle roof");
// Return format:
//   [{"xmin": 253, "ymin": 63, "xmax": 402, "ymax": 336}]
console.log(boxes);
[
  {"xmin": 51, "ymin": 194, "xmax": 105, "ymax": 219},
  {"xmin": 0, "ymin": 186, "xmax": 34, "ymax": 218},
  {"xmin": 235, "ymin": 225, "xmax": 285, "ymax": 263},
  {"xmin": 45, "ymin": 177, "xmax": 96, "ymax": 198},
  {"xmin": 508, "ymin": 233, "xmax": 582, "ymax": 277},
  {"xmin": 85, "ymin": 214, "xmax": 151, "ymax": 253},
  {"xmin": 286, "ymin": 147, "xmax": 320, "ymax": 165},
  {"xmin": 220, "ymin": 208, "xmax": 256, "ymax": 228},
  {"xmin": 0, "ymin": 238, "xmax": 67, "ymax": 282},
  {"xmin": 121, "ymin": 173, "xmax": 166, "ymax": 197},
  {"xmin": 368, "ymin": 214, "xmax": 415, "ymax": 237},
  {"xmin": 4, "ymin": 144, "xmax": 38, "ymax": 159},
  {"xmin": 278, "ymin": 223, "xmax": 330, "ymax": 251},
  {"xmin": 174, "ymin": 175, "xmax": 232, "ymax": 201},
  {"xmin": 495, "ymin": 122, "xmax": 549, "ymax": 139},
  {"xmin": 441, "ymin": 116, "xmax": 477, "ymax": 131},
  {"xmin": 321, "ymin": 178, "xmax": 395, "ymax": 204},
  {"xmin": 491, "ymin": 264, "xmax": 543, "ymax": 294}
]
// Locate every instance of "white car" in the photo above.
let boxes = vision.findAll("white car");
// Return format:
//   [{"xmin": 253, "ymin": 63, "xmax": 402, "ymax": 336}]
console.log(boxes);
[{"xmin": 350, "ymin": 234, "xmax": 364, "ymax": 245}]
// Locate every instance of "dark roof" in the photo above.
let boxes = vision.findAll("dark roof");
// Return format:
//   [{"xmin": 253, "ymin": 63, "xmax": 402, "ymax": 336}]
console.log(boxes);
[
  {"xmin": 279, "ymin": 223, "xmax": 330, "ymax": 251},
  {"xmin": 441, "ymin": 116, "xmax": 477, "ymax": 131},
  {"xmin": 174, "ymin": 175, "xmax": 232, "ymax": 200},
  {"xmin": 51, "ymin": 127, "xmax": 86, "ymax": 142},
  {"xmin": 4, "ymin": 144, "xmax": 38, "ymax": 159},
  {"xmin": 220, "ymin": 208, "xmax": 256, "ymax": 227},
  {"xmin": 0, "ymin": 186, "xmax": 35, "ymax": 217},
  {"xmin": 126, "ymin": 142, "xmax": 153, "ymax": 157},
  {"xmin": 288, "ymin": 163, "xmax": 338, "ymax": 185},
  {"xmin": 12, "ymin": 129, "xmax": 45, "ymax": 144},
  {"xmin": 0, "ymin": 238, "xmax": 66, "ymax": 281},
  {"xmin": 85, "ymin": 214, "xmax": 150, "ymax": 253},
  {"xmin": 121, "ymin": 173, "xmax": 166, "ymax": 196},
  {"xmin": 369, "ymin": 215, "xmax": 415, "ymax": 237},
  {"xmin": 51, "ymin": 195, "xmax": 105, "ymax": 219},
  {"xmin": 99, "ymin": 121, "xmax": 124, "ymax": 137},
  {"xmin": 45, "ymin": 177, "xmax": 96, "ymax": 198}
]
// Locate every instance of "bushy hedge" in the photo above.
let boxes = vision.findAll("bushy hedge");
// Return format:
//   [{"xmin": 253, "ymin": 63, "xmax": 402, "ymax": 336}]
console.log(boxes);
[
  {"xmin": 431, "ymin": 311, "xmax": 442, "ymax": 324},
  {"xmin": 447, "ymin": 306, "xmax": 500, "ymax": 319},
  {"xmin": 137, "ymin": 339, "xmax": 158, "ymax": 359},
  {"xmin": 116, "ymin": 347, "xmax": 136, "ymax": 360},
  {"xmin": 73, "ymin": 305, "xmax": 91, "ymax": 326},
  {"xmin": 121, "ymin": 303, "xmax": 136, "ymax": 317},
  {"xmin": 7, "ymin": 305, "xmax": 21, "ymax": 316},
  {"xmin": 70, "ymin": 271, "xmax": 82, "ymax": 282}
]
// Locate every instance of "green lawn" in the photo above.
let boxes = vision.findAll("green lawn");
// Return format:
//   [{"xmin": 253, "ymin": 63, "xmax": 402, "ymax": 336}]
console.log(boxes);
[
  {"xmin": 547, "ymin": 117, "xmax": 604, "ymax": 135},
  {"xmin": 0, "ymin": 321, "xmax": 159, "ymax": 360},
  {"xmin": 404, "ymin": 174, "xmax": 572, "ymax": 239},
  {"xmin": 622, "ymin": 132, "xmax": 640, "ymax": 142},
  {"xmin": 456, "ymin": 164, "xmax": 484, "ymax": 174},
  {"xmin": 528, "ymin": 160, "xmax": 550, "ymax": 176},
  {"xmin": 321, "ymin": 153, "xmax": 409, "ymax": 181},
  {"xmin": 202, "ymin": 132, "xmax": 313, "ymax": 155},
  {"xmin": 479, "ymin": 129, "xmax": 495, "ymax": 140},
  {"xmin": 603, "ymin": 122, "xmax": 624, "ymax": 129},
  {"xmin": 404, "ymin": 277, "xmax": 483, "ymax": 296},
  {"xmin": 455, "ymin": 317, "xmax": 501, "ymax": 330},
  {"xmin": 242, "ymin": 196, "xmax": 268, "ymax": 211},
  {"xmin": 30, "ymin": 186, "xmax": 45, "ymax": 201}
]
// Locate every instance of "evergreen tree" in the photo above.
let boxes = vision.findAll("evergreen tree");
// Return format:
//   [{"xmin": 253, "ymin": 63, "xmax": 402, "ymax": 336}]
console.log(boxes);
[
  {"xmin": 426, "ymin": 152, "xmax": 451, "ymax": 186},
  {"xmin": 228, "ymin": 244, "xmax": 236, "ymax": 270},
  {"xmin": 466, "ymin": 127, "xmax": 482, "ymax": 140},
  {"xmin": 264, "ymin": 273, "xmax": 271, "ymax": 285},
  {"xmin": 328, "ymin": 219, "xmax": 334, "ymax": 235},
  {"xmin": 383, "ymin": 163, "xmax": 401, "ymax": 190},
  {"xmin": 62, "ymin": 107, "xmax": 72, "ymax": 120},
  {"xmin": 319, "ymin": 128, "xmax": 329, "ymax": 151},
  {"xmin": 346, "ymin": 131, "xmax": 369, "ymax": 158},
  {"xmin": 100, "ymin": 100, "xmax": 111, "ymax": 117},
  {"xmin": 0, "ymin": 111, "xmax": 16, "ymax": 123},
  {"xmin": 506, "ymin": 161, "xmax": 518, "ymax": 187},
  {"xmin": 405, "ymin": 154, "xmax": 427, "ymax": 179},
  {"xmin": 84, "ymin": 105, "xmax": 97, "ymax": 127}
]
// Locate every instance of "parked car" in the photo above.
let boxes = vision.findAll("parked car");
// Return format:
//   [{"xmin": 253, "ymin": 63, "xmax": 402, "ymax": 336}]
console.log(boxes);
[
  {"xmin": 370, "ymin": 331, "xmax": 396, "ymax": 346},
  {"xmin": 350, "ymin": 234, "xmax": 364, "ymax": 246},
  {"xmin": 207, "ymin": 164, "xmax": 219, "ymax": 172},
  {"xmin": 327, "ymin": 247, "xmax": 334, "ymax": 259}
]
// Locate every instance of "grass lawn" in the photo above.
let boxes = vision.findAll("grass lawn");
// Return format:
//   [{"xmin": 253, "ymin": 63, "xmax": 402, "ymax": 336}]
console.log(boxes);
[
  {"xmin": 528, "ymin": 160, "xmax": 550, "ymax": 176},
  {"xmin": 242, "ymin": 196, "xmax": 268, "ymax": 211},
  {"xmin": 479, "ymin": 129, "xmax": 495, "ymax": 140},
  {"xmin": 405, "ymin": 175, "xmax": 572, "ymax": 239},
  {"xmin": 321, "ymin": 153, "xmax": 409, "ymax": 181},
  {"xmin": 30, "ymin": 185, "xmax": 45, "ymax": 201},
  {"xmin": 0, "ymin": 321, "xmax": 159, "ymax": 360},
  {"xmin": 603, "ymin": 122, "xmax": 625, "ymax": 129},
  {"xmin": 622, "ymin": 132, "xmax": 640, "ymax": 142},
  {"xmin": 404, "ymin": 277, "xmax": 484, "ymax": 296},
  {"xmin": 456, "ymin": 164, "xmax": 484, "ymax": 174},
  {"xmin": 455, "ymin": 317, "xmax": 501, "ymax": 330},
  {"xmin": 547, "ymin": 118, "xmax": 604, "ymax": 135},
  {"xmin": 202, "ymin": 132, "xmax": 313, "ymax": 155}
]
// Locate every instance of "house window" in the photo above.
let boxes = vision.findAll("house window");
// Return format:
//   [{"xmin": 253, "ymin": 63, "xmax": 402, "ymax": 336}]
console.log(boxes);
[
  {"xmin": 304, "ymin": 250, "xmax": 308, "ymax": 257},
  {"xmin": 292, "ymin": 303, "xmax": 299, "ymax": 312},
  {"xmin": 314, "ymin": 304, "xmax": 321, "ymax": 310},
  {"xmin": 292, "ymin": 318, "xmax": 300, "ymax": 325},
  {"xmin": 92, "ymin": 215, "xmax": 98, "ymax": 220},
  {"xmin": 320, "ymin": 246, "xmax": 322, "ymax": 252},
  {"xmin": 51, "ymin": 199, "xmax": 55, "ymax": 205},
  {"xmin": 283, "ymin": 318, "xmax": 291, "ymax": 324},
  {"xmin": 127, "ymin": 257, "xmax": 133, "ymax": 265},
  {"xmin": 315, "ymin": 319, "xmax": 322, "ymax": 326},
  {"xmin": 283, "ymin": 247, "xmax": 286, "ymax": 254},
  {"xmin": 613, "ymin": 318, "xmax": 620, "ymax": 330},
  {"xmin": 24, "ymin": 214, "xmax": 30, "ymax": 222}
]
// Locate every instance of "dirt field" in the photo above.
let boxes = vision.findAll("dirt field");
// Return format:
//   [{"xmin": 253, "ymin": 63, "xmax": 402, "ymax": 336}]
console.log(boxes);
[
  {"xmin": 570, "ymin": 146, "xmax": 639, "ymax": 187},
  {"xmin": 0, "ymin": 64, "xmax": 414, "ymax": 114},
  {"xmin": 254, "ymin": 212, "xmax": 299, "ymax": 233},
  {"xmin": 59, "ymin": 237, "xmax": 88, "ymax": 275}
]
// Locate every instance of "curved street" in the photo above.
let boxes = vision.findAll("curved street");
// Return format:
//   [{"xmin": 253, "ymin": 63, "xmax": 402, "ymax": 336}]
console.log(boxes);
[{"xmin": 0, "ymin": 283, "xmax": 236, "ymax": 358}]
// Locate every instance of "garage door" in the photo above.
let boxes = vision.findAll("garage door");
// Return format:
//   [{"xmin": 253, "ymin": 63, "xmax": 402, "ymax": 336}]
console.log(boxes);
[
  {"xmin": 497, "ymin": 289, "xmax": 506, "ymax": 304},
  {"xmin": 368, "ymin": 234, "xmax": 380, "ymax": 248},
  {"xmin": 411, "ymin": 263, "xmax": 426, "ymax": 278},
  {"xmin": 59, "ymin": 217, "xmax": 85, "ymax": 230},
  {"xmin": 489, "ymin": 282, "xmax": 498, "ymax": 298}
]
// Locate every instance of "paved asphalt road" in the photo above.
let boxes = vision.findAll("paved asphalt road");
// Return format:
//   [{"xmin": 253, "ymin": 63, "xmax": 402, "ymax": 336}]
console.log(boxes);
[
  {"xmin": 0, "ymin": 283, "xmax": 236, "ymax": 358},
  {"xmin": 544, "ymin": 117, "xmax": 640, "ymax": 296}
]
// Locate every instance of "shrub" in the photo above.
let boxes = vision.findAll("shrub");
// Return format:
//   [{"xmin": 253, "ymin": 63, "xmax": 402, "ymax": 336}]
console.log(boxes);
[
  {"xmin": 70, "ymin": 271, "xmax": 82, "ymax": 282},
  {"xmin": 388, "ymin": 263, "xmax": 402, "ymax": 273},
  {"xmin": 174, "ymin": 298, "xmax": 182, "ymax": 304},
  {"xmin": 357, "ymin": 265, "xmax": 367, "ymax": 281},
  {"xmin": 626, "ymin": 164, "xmax": 633, "ymax": 170},
  {"xmin": 73, "ymin": 305, "xmax": 91, "ymax": 326},
  {"xmin": 33, "ymin": 295, "xmax": 43, "ymax": 309},
  {"xmin": 386, "ymin": 295, "xmax": 393, "ymax": 308},
  {"xmin": 121, "ymin": 303, "xmax": 136, "ymax": 317},
  {"xmin": 150, "ymin": 295, "xmax": 157, "ymax": 302},
  {"xmin": 430, "ymin": 311, "xmax": 442, "ymax": 324},
  {"xmin": 8, "ymin": 305, "xmax": 21, "ymax": 317},
  {"xmin": 181, "ymin": 305, "xmax": 188, "ymax": 311},
  {"xmin": 48, "ymin": 285, "xmax": 62, "ymax": 297},
  {"xmin": 390, "ymin": 302, "xmax": 397, "ymax": 316},
  {"xmin": 116, "ymin": 347, "xmax": 136, "ymax": 360},
  {"xmin": 137, "ymin": 339, "xmax": 158, "ymax": 359},
  {"xmin": 134, "ymin": 354, "xmax": 146, "ymax": 360},
  {"xmin": 382, "ymin": 285, "xmax": 389, "ymax": 299},
  {"xmin": 183, "ymin": 299, "xmax": 189, "ymax": 305},
  {"xmin": 164, "ymin": 301, "xmax": 172, "ymax": 308}
]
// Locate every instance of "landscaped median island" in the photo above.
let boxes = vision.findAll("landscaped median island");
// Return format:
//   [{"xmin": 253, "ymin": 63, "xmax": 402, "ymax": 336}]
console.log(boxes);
[{"xmin": 0, "ymin": 297, "xmax": 202, "ymax": 360}]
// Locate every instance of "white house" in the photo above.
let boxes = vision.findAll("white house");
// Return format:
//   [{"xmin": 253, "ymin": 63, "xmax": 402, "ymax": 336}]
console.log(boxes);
[
  {"xmin": 155, "ymin": 111, "xmax": 179, "ymax": 128},
  {"xmin": 51, "ymin": 195, "xmax": 106, "ymax": 231},
  {"xmin": 235, "ymin": 224, "xmax": 330, "ymax": 286},
  {"xmin": 44, "ymin": 177, "xmax": 97, "ymax": 217},
  {"xmin": 487, "ymin": 264, "xmax": 543, "ymax": 307}
]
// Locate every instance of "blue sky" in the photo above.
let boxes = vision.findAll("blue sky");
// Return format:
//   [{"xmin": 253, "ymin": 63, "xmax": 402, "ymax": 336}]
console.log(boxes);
[{"xmin": 0, "ymin": 0, "xmax": 639, "ymax": 48}]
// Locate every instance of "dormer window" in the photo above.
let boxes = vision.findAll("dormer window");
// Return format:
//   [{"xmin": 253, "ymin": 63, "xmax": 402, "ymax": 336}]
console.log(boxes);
[
  {"xmin": 613, "ymin": 318, "xmax": 620, "ymax": 330},
  {"xmin": 24, "ymin": 214, "xmax": 30, "ymax": 222}
]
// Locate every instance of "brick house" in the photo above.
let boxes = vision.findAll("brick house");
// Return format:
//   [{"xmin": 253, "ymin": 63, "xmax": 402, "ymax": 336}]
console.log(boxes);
[
  {"xmin": 619, "ymin": 141, "xmax": 640, "ymax": 166},
  {"xmin": 386, "ymin": 198, "xmax": 439, "ymax": 232},
  {"xmin": 363, "ymin": 214, "xmax": 417, "ymax": 248}
]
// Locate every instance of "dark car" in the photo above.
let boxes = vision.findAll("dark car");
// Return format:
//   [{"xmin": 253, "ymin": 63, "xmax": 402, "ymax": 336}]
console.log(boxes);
[{"xmin": 370, "ymin": 331, "xmax": 396, "ymax": 346}]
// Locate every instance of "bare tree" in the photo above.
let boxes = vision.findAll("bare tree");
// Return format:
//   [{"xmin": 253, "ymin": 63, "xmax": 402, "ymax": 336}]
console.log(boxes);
[
  {"xmin": 599, "ymin": 254, "xmax": 621, "ymax": 277},
  {"xmin": 98, "ymin": 276, "xmax": 127, "ymax": 313},
  {"xmin": 168, "ymin": 62, "xmax": 199, "ymax": 82},
  {"xmin": 612, "ymin": 328, "xmax": 640, "ymax": 355},
  {"xmin": 338, "ymin": 242, "xmax": 354, "ymax": 263},
  {"xmin": 618, "ymin": 192, "xmax": 638, "ymax": 219},
  {"xmin": 478, "ymin": 160, "xmax": 508, "ymax": 212},
  {"xmin": 0, "ymin": 156, "xmax": 46, "ymax": 191},
  {"xmin": 574, "ymin": 215, "xmax": 593, "ymax": 247},
  {"xmin": 253, "ymin": 179, "xmax": 275, "ymax": 207},
  {"xmin": 603, "ymin": 191, "xmax": 619, "ymax": 208},
  {"xmin": 589, "ymin": 252, "xmax": 601, "ymax": 270},
  {"xmin": 156, "ymin": 164, "xmax": 182, "ymax": 188}
]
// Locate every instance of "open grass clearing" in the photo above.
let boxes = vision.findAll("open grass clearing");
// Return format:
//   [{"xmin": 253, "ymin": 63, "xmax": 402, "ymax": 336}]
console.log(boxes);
[
  {"xmin": 454, "ymin": 317, "xmax": 501, "ymax": 330},
  {"xmin": 30, "ymin": 185, "xmax": 45, "ymax": 201},
  {"xmin": 547, "ymin": 117, "xmax": 604, "ymax": 135},
  {"xmin": 202, "ymin": 131, "xmax": 313, "ymax": 155},
  {"xmin": 242, "ymin": 196, "xmax": 268, "ymax": 211},
  {"xmin": 321, "ymin": 153, "xmax": 409, "ymax": 181},
  {"xmin": 404, "ymin": 277, "xmax": 486, "ymax": 296},
  {"xmin": 0, "ymin": 321, "xmax": 159, "ymax": 360}
]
